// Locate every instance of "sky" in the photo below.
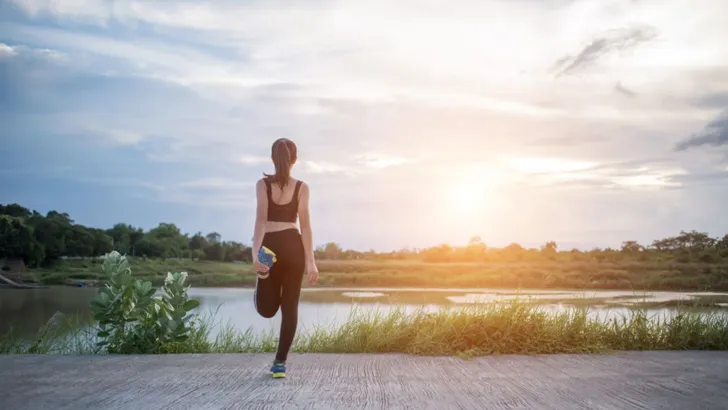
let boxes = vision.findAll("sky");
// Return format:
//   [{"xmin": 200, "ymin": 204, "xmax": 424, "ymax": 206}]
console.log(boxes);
[{"xmin": 1, "ymin": 0, "xmax": 727, "ymax": 251}]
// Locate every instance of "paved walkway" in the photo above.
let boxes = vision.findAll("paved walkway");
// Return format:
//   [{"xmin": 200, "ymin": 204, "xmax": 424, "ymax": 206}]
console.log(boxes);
[{"xmin": 1, "ymin": 352, "xmax": 727, "ymax": 409}]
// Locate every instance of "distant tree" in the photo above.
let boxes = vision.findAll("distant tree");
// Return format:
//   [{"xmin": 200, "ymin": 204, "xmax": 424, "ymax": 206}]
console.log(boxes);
[
  {"xmin": 33, "ymin": 217, "xmax": 69, "ymax": 264},
  {"xmin": 64, "ymin": 225, "xmax": 96, "ymax": 257},
  {"xmin": 206, "ymin": 232, "xmax": 221, "ymax": 244},
  {"xmin": 0, "ymin": 203, "xmax": 32, "ymax": 219},
  {"xmin": 0, "ymin": 215, "xmax": 42, "ymax": 265},
  {"xmin": 504, "ymin": 243, "xmax": 524, "ymax": 253},
  {"xmin": 204, "ymin": 242, "xmax": 225, "ymax": 261},
  {"xmin": 464, "ymin": 236, "xmax": 487, "ymax": 261},
  {"xmin": 620, "ymin": 240, "xmax": 644, "ymax": 254},
  {"xmin": 717, "ymin": 234, "xmax": 728, "ymax": 250},
  {"xmin": 541, "ymin": 241, "xmax": 558, "ymax": 255},
  {"xmin": 189, "ymin": 232, "xmax": 208, "ymax": 250},
  {"xmin": 322, "ymin": 242, "xmax": 343, "ymax": 260}
]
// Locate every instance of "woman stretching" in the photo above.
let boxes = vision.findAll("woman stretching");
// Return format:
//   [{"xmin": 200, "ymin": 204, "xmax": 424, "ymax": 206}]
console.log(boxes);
[{"xmin": 252, "ymin": 138, "xmax": 319, "ymax": 379}]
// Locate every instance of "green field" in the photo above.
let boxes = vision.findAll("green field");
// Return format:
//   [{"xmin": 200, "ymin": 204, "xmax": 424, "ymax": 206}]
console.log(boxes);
[{"xmin": 26, "ymin": 257, "xmax": 728, "ymax": 291}]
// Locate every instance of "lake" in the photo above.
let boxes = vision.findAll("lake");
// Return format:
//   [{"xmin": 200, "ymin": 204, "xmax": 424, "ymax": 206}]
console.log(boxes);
[{"xmin": 2, "ymin": 286, "xmax": 728, "ymax": 340}]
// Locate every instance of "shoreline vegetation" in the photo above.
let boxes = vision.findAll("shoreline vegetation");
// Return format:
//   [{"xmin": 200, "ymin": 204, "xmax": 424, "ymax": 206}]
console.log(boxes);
[
  {"xmin": 20, "ymin": 257, "xmax": 728, "ymax": 292},
  {"xmin": 4, "ymin": 299, "xmax": 728, "ymax": 356},
  {"xmin": 2, "ymin": 252, "xmax": 728, "ymax": 356},
  {"xmin": 2, "ymin": 202, "xmax": 728, "ymax": 291}
]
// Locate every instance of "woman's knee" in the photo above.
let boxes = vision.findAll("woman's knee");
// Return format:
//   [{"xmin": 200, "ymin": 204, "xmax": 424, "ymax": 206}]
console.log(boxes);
[{"xmin": 256, "ymin": 302, "xmax": 278, "ymax": 318}]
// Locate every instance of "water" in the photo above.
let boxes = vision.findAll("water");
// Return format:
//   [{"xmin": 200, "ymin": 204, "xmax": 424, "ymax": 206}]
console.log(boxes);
[{"xmin": 2, "ymin": 287, "xmax": 727, "ymax": 340}]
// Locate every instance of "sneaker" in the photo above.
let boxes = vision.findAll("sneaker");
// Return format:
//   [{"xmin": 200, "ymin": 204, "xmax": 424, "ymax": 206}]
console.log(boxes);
[{"xmin": 269, "ymin": 361, "xmax": 286, "ymax": 379}]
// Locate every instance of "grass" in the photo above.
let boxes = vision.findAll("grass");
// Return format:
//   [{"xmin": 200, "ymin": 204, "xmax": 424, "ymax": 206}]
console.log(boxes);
[
  {"xmin": 4, "ymin": 302, "xmax": 728, "ymax": 356},
  {"xmin": 23, "ymin": 257, "xmax": 728, "ymax": 291}
]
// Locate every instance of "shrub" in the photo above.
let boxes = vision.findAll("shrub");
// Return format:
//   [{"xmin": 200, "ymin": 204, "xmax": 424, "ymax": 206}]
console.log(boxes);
[{"xmin": 89, "ymin": 251, "xmax": 200, "ymax": 354}]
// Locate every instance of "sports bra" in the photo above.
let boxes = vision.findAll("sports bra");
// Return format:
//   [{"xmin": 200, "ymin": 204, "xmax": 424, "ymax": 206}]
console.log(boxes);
[{"xmin": 264, "ymin": 178, "xmax": 302, "ymax": 223}]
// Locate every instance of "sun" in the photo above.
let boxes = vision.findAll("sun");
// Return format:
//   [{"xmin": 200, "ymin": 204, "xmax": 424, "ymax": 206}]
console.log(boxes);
[{"xmin": 448, "ymin": 182, "xmax": 486, "ymax": 214}]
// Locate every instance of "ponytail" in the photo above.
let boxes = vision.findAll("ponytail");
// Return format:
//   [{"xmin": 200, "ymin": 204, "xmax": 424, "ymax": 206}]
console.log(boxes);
[{"xmin": 264, "ymin": 138, "xmax": 297, "ymax": 188}]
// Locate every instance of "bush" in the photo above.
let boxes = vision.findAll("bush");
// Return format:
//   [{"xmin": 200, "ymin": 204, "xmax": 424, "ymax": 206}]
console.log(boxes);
[{"xmin": 89, "ymin": 251, "xmax": 200, "ymax": 354}]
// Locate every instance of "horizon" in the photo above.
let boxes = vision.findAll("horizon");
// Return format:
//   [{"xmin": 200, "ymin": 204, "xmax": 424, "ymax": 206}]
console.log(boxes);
[
  {"xmin": 1, "ymin": 200, "xmax": 720, "ymax": 253},
  {"xmin": 2, "ymin": 0, "xmax": 728, "ymax": 252}
]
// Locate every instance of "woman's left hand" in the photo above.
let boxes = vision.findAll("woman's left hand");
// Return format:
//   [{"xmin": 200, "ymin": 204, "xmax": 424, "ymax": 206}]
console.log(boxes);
[{"xmin": 306, "ymin": 261, "xmax": 319, "ymax": 285}]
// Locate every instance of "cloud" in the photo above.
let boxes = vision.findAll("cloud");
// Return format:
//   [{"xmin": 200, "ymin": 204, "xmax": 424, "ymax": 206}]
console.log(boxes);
[
  {"xmin": 667, "ymin": 171, "xmax": 728, "ymax": 186},
  {"xmin": 354, "ymin": 154, "xmax": 410, "ymax": 169},
  {"xmin": 239, "ymin": 156, "xmax": 270, "ymax": 166},
  {"xmin": 0, "ymin": 43, "xmax": 18, "ymax": 58},
  {"xmin": 504, "ymin": 156, "xmax": 685, "ymax": 191},
  {"xmin": 554, "ymin": 26, "xmax": 658, "ymax": 78},
  {"xmin": 695, "ymin": 92, "xmax": 728, "ymax": 108},
  {"xmin": 3, "ymin": 0, "xmax": 728, "ymax": 249},
  {"xmin": 674, "ymin": 112, "xmax": 728, "ymax": 151},
  {"xmin": 304, "ymin": 161, "xmax": 350, "ymax": 174},
  {"xmin": 614, "ymin": 81, "xmax": 637, "ymax": 98}
]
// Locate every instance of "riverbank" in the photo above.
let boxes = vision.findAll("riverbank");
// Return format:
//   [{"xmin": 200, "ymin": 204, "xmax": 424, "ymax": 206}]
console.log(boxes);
[
  {"xmin": 4, "ymin": 302, "xmax": 728, "ymax": 355},
  {"xmin": 22, "ymin": 258, "xmax": 728, "ymax": 291},
  {"xmin": 2, "ymin": 351, "xmax": 728, "ymax": 409}
]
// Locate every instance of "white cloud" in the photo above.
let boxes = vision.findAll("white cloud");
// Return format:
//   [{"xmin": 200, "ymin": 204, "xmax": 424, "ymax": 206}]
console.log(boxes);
[
  {"xmin": 5, "ymin": 0, "xmax": 728, "ymax": 248},
  {"xmin": 0, "ymin": 43, "xmax": 18, "ymax": 58},
  {"xmin": 355, "ymin": 154, "xmax": 410, "ymax": 169},
  {"xmin": 507, "ymin": 157, "xmax": 599, "ymax": 174},
  {"xmin": 304, "ymin": 161, "xmax": 349, "ymax": 174},
  {"xmin": 239, "ymin": 155, "xmax": 270, "ymax": 166},
  {"xmin": 6, "ymin": 0, "xmax": 727, "ymax": 122},
  {"xmin": 93, "ymin": 128, "xmax": 145, "ymax": 146}
]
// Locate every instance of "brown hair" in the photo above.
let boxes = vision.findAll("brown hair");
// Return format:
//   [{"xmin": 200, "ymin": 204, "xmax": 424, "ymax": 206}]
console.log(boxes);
[{"xmin": 263, "ymin": 138, "xmax": 297, "ymax": 188}]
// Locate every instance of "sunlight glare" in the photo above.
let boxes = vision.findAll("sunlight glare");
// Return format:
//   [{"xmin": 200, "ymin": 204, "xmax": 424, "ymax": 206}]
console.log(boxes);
[{"xmin": 448, "ymin": 181, "xmax": 487, "ymax": 215}]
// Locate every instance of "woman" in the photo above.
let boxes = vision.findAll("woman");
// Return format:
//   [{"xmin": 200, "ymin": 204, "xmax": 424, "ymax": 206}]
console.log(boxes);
[{"xmin": 252, "ymin": 138, "xmax": 319, "ymax": 379}]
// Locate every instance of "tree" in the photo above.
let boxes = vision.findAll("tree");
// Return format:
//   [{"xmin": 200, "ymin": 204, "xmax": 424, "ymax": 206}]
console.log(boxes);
[
  {"xmin": 204, "ymin": 242, "xmax": 225, "ymax": 261},
  {"xmin": 206, "ymin": 232, "xmax": 221, "ymax": 244},
  {"xmin": 464, "ymin": 236, "xmax": 487, "ymax": 261},
  {"xmin": 33, "ymin": 217, "xmax": 69, "ymax": 264},
  {"xmin": 0, "ymin": 215, "xmax": 42, "ymax": 266},
  {"xmin": 144, "ymin": 223, "xmax": 188, "ymax": 258},
  {"xmin": 64, "ymin": 225, "xmax": 96, "ymax": 257},
  {"xmin": 541, "ymin": 241, "xmax": 558, "ymax": 255},
  {"xmin": 716, "ymin": 234, "xmax": 728, "ymax": 251},
  {"xmin": 89, "ymin": 228, "xmax": 114, "ymax": 256},
  {"xmin": 620, "ymin": 241, "xmax": 644, "ymax": 254},
  {"xmin": 0, "ymin": 203, "xmax": 31, "ymax": 219},
  {"xmin": 189, "ymin": 232, "xmax": 208, "ymax": 250},
  {"xmin": 320, "ymin": 242, "xmax": 343, "ymax": 260}
]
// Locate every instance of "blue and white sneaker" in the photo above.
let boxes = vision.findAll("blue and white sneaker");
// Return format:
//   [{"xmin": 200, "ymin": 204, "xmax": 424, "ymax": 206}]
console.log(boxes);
[{"xmin": 270, "ymin": 361, "xmax": 286, "ymax": 379}]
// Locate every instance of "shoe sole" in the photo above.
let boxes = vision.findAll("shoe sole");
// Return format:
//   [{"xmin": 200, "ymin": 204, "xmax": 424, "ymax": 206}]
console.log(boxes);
[{"xmin": 270, "ymin": 371, "xmax": 286, "ymax": 379}]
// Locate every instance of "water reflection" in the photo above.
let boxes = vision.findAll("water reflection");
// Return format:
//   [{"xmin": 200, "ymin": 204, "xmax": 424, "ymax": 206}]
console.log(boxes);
[
  {"xmin": 0, "ymin": 287, "xmax": 96, "ymax": 336},
  {"xmin": 2, "ymin": 286, "xmax": 727, "ymax": 340}
]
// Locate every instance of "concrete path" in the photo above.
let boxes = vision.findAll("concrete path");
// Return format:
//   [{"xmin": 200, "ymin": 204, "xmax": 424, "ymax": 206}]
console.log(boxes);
[{"xmin": 2, "ymin": 352, "xmax": 727, "ymax": 409}]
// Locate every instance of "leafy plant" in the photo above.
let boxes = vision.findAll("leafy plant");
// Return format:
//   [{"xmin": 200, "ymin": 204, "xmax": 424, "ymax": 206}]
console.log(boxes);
[{"xmin": 89, "ymin": 251, "xmax": 200, "ymax": 353}]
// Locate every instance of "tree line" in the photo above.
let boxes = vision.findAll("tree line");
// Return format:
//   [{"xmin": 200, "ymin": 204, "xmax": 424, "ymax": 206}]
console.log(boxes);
[
  {"xmin": 0, "ymin": 203, "xmax": 251, "ymax": 267},
  {"xmin": 2, "ymin": 202, "xmax": 728, "ymax": 267},
  {"xmin": 317, "ymin": 232, "xmax": 728, "ymax": 263}
]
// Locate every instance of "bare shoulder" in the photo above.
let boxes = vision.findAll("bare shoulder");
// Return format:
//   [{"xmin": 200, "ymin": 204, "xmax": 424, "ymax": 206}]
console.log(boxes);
[{"xmin": 255, "ymin": 178, "xmax": 267, "ymax": 193}]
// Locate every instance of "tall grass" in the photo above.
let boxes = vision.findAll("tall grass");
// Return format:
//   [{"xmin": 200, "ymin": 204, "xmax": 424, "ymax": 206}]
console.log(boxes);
[{"xmin": 4, "ymin": 302, "xmax": 728, "ymax": 355}]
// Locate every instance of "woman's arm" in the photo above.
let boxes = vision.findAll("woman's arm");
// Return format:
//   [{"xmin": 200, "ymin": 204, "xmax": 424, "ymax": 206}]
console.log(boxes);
[
  {"xmin": 252, "ymin": 179, "xmax": 267, "ymax": 264},
  {"xmin": 298, "ymin": 182, "xmax": 318, "ymax": 275}
]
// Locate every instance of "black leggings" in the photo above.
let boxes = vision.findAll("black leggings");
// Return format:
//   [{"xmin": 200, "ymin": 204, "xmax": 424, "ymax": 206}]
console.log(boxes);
[{"xmin": 254, "ymin": 228, "xmax": 305, "ymax": 362}]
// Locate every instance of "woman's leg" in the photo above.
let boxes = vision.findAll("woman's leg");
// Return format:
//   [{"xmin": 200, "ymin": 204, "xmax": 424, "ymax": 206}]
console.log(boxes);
[
  {"xmin": 254, "ymin": 234, "xmax": 282, "ymax": 318},
  {"xmin": 275, "ymin": 234, "xmax": 305, "ymax": 363},
  {"xmin": 254, "ymin": 272, "xmax": 281, "ymax": 318}
]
